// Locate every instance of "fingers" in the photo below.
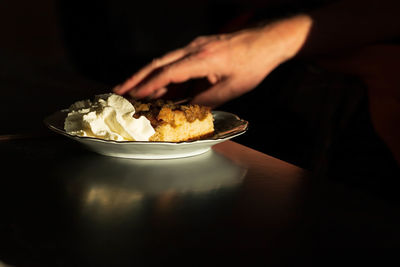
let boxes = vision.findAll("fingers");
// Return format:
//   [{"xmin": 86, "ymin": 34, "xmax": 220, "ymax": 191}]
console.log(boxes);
[
  {"xmin": 113, "ymin": 35, "xmax": 220, "ymax": 96},
  {"xmin": 188, "ymin": 35, "xmax": 211, "ymax": 47},
  {"xmin": 113, "ymin": 47, "xmax": 189, "ymax": 95},
  {"xmin": 191, "ymin": 79, "xmax": 233, "ymax": 108},
  {"xmin": 207, "ymin": 74, "xmax": 219, "ymax": 84},
  {"xmin": 151, "ymin": 87, "xmax": 168, "ymax": 99},
  {"xmin": 130, "ymin": 56, "xmax": 211, "ymax": 99}
]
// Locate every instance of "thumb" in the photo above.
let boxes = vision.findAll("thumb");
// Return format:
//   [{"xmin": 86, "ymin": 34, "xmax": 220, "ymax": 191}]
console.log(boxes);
[{"xmin": 191, "ymin": 79, "xmax": 234, "ymax": 108}]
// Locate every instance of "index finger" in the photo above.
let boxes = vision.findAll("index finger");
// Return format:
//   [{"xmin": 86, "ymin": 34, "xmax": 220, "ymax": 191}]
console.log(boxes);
[
  {"xmin": 113, "ymin": 48, "xmax": 189, "ymax": 95},
  {"xmin": 131, "ymin": 56, "xmax": 211, "ymax": 99}
]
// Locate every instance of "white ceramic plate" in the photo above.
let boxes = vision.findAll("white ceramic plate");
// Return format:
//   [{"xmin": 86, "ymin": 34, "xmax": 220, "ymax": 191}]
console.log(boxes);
[{"xmin": 44, "ymin": 110, "xmax": 248, "ymax": 159}]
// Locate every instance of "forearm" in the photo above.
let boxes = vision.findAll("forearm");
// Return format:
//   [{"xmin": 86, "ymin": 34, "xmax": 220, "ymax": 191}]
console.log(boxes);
[{"xmin": 253, "ymin": 14, "xmax": 312, "ymax": 66}]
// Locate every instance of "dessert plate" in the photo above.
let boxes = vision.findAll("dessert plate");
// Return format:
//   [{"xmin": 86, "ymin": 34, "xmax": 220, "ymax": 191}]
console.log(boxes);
[{"xmin": 44, "ymin": 110, "xmax": 248, "ymax": 159}]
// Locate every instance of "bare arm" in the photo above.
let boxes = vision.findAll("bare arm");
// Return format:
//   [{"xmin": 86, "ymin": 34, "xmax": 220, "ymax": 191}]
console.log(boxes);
[
  {"xmin": 114, "ymin": 15, "xmax": 312, "ymax": 107},
  {"xmin": 114, "ymin": 0, "xmax": 400, "ymax": 106}
]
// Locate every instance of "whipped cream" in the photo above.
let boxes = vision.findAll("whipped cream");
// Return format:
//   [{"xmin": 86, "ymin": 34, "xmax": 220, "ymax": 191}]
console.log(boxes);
[{"xmin": 64, "ymin": 93, "xmax": 155, "ymax": 141}]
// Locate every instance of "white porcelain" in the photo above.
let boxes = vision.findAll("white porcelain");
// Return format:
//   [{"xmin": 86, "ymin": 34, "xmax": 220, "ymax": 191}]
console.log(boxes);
[{"xmin": 44, "ymin": 110, "xmax": 248, "ymax": 159}]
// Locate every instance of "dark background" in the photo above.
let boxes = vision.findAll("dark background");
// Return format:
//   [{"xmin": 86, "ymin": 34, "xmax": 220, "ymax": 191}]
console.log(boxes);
[{"xmin": 1, "ymin": 0, "xmax": 399, "ymax": 196}]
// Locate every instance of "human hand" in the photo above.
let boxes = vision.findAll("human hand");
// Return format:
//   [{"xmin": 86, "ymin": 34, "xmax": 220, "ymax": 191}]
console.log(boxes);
[{"xmin": 113, "ymin": 15, "xmax": 312, "ymax": 107}]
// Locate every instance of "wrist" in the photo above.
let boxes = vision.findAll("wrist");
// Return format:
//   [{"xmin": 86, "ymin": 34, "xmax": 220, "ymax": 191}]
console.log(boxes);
[{"xmin": 260, "ymin": 14, "xmax": 313, "ymax": 62}]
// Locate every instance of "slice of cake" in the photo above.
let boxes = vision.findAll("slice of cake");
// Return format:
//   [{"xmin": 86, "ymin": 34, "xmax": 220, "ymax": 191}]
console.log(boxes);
[
  {"xmin": 131, "ymin": 99, "xmax": 215, "ymax": 142},
  {"xmin": 64, "ymin": 94, "xmax": 214, "ymax": 142}
]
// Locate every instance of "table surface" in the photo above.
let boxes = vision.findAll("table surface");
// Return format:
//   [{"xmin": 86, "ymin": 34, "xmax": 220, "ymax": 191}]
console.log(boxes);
[
  {"xmin": 1, "ymin": 135, "xmax": 400, "ymax": 267},
  {"xmin": 1, "ymin": 57, "xmax": 400, "ymax": 266}
]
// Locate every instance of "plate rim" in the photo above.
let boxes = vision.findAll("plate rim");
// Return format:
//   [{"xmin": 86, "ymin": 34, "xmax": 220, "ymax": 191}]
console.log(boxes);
[{"xmin": 44, "ymin": 110, "xmax": 249, "ymax": 146}]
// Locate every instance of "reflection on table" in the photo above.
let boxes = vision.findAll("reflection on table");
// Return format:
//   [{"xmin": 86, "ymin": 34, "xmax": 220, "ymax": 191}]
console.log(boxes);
[
  {"xmin": 57, "ymin": 150, "xmax": 247, "ymax": 223},
  {"xmin": 3, "ymin": 137, "xmax": 399, "ymax": 266}
]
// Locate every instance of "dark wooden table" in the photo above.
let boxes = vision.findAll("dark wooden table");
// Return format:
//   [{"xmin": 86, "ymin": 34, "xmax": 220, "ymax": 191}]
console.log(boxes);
[
  {"xmin": 1, "ymin": 135, "xmax": 400, "ymax": 267},
  {"xmin": 1, "ymin": 56, "xmax": 400, "ymax": 267}
]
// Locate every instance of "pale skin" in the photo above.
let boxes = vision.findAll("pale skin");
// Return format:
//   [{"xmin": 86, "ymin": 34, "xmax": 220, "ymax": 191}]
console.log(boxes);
[
  {"xmin": 113, "ymin": 15, "xmax": 313, "ymax": 107},
  {"xmin": 114, "ymin": 0, "xmax": 400, "ymax": 108},
  {"xmin": 113, "ymin": 0, "xmax": 400, "ymax": 163}
]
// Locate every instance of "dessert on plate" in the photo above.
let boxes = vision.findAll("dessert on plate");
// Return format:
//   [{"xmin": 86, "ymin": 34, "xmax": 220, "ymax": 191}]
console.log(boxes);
[
  {"xmin": 131, "ymin": 98, "xmax": 214, "ymax": 142},
  {"xmin": 64, "ymin": 93, "xmax": 214, "ymax": 142}
]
